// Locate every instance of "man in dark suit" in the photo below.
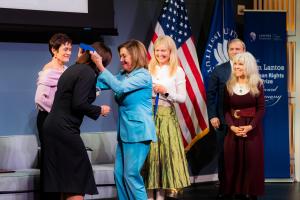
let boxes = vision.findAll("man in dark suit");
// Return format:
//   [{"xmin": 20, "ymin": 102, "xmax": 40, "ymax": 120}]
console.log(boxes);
[{"xmin": 206, "ymin": 38, "xmax": 246, "ymax": 198}]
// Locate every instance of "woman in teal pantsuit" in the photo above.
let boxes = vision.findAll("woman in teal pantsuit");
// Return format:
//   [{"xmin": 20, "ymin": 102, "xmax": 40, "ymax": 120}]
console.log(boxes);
[{"xmin": 93, "ymin": 40, "xmax": 157, "ymax": 200}]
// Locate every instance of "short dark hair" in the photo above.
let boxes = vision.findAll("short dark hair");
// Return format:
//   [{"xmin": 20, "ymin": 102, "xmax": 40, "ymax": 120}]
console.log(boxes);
[
  {"xmin": 48, "ymin": 33, "xmax": 72, "ymax": 57},
  {"xmin": 77, "ymin": 42, "xmax": 112, "ymax": 69},
  {"xmin": 92, "ymin": 42, "xmax": 112, "ymax": 67}
]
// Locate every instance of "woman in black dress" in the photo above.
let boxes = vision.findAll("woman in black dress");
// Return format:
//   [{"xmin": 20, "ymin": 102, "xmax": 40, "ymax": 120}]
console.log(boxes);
[{"xmin": 42, "ymin": 42, "xmax": 112, "ymax": 200}]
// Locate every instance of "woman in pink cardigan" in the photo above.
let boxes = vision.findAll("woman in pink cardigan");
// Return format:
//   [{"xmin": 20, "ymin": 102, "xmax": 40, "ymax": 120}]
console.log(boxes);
[{"xmin": 34, "ymin": 33, "xmax": 72, "ymax": 200}]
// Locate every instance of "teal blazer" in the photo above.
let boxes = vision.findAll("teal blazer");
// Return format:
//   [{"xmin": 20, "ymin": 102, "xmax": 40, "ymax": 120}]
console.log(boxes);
[{"xmin": 97, "ymin": 68, "xmax": 157, "ymax": 143}]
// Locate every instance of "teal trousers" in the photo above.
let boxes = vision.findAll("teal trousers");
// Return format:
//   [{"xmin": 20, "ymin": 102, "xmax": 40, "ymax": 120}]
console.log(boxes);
[{"xmin": 114, "ymin": 141, "xmax": 150, "ymax": 200}]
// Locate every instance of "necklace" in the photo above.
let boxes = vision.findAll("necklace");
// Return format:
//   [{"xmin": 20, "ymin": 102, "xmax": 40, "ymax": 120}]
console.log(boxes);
[
  {"xmin": 238, "ymin": 84, "xmax": 243, "ymax": 94},
  {"xmin": 234, "ymin": 83, "xmax": 249, "ymax": 95}
]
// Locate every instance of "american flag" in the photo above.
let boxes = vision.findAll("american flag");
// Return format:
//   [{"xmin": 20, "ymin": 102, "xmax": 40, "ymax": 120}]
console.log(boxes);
[{"xmin": 148, "ymin": 0, "xmax": 209, "ymax": 151}]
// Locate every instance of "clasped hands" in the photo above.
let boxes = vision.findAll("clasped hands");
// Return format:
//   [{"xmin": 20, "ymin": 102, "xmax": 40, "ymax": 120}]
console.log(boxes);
[{"xmin": 230, "ymin": 125, "xmax": 253, "ymax": 137}]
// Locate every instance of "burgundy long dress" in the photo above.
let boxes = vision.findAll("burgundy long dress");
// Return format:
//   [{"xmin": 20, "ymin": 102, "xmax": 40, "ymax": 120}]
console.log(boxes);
[{"xmin": 223, "ymin": 85, "xmax": 265, "ymax": 196}]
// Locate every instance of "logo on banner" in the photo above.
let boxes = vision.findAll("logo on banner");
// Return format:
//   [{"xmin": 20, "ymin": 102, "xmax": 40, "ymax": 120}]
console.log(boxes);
[
  {"xmin": 202, "ymin": 28, "xmax": 237, "ymax": 73},
  {"xmin": 249, "ymin": 32, "xmax": 256, "ymax": 42},
  {"xmin": 249, "ymin": 32, "xmax": 283, "ymax": 42}
]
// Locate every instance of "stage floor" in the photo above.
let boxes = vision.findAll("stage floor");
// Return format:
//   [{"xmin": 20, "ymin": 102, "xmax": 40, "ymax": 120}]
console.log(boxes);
[
  {"xmin": 102, "ymin": 182, "xmax": 300, "ymax": 200},
  {"xmin": 170, "ymin": 182, "xmax": 300, "ymax": 200}
]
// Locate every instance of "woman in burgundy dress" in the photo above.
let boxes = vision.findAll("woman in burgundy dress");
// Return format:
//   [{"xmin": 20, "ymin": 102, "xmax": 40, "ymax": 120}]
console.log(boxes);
[{"xmin": 223, "ymin": 52, "xmax": 265, "ymax": 200}]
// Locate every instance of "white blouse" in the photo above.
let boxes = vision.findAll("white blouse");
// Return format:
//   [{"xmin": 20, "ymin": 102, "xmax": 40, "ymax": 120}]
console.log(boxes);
[{"xmin": 151, "ymin": 65, "xmax": 186, "ymax": 106}]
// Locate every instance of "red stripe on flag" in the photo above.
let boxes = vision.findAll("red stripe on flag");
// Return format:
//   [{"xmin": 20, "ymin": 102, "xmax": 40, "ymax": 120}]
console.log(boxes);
[
  {"xmin": 147, "ymin": 33, "xmax": 159, "ymax": 60},
  {"xmin": 177, "ymin": 57, "xmax": 207, "ymax": 131},
  {"xmin": 181, "ymin": 131, "xmax": 188, "ymax": 147},
  {"xmin": 185, "ymin": 77, "xmax": 208, "ymax": 130},
  {"xmin": 147, "ymin": 54, "xmax": 151, "ymax": 60},
  {"xmin": 181, "ymin": 42, "xmax": 207, "ymax": 103},
  {"xmin": 178, "ymin": 103, "xmax": 197, "ymax": 138},
  {"xmin": 152, "ymin": 33, "xmax": 158, "ymax": 44}
]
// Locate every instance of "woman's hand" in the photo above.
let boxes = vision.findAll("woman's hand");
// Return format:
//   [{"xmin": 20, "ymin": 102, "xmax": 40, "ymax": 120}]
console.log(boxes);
[
  {"xmin": 90, "ymin": 51, "xmax": 105, "ymax": 72},
  {"xmin": 239, "ymin": 125, "xmax": 253, "ymax": 137},
  {"xmin": 230, "ymin": 125, "xmax": 247, "ymax": 137},
  {"xmin": 153, "ymin": 84, "xmax": 167, "ymax": 94},
  {"xmin": 100, "ymin": 105, "xmax": 111, "ymax": 116}
]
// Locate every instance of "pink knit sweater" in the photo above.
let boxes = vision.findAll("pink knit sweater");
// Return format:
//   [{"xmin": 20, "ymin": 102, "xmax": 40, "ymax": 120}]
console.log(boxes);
[{"xmin": 34, "ymin": 68, "xmax": 65, "ymax": 112}]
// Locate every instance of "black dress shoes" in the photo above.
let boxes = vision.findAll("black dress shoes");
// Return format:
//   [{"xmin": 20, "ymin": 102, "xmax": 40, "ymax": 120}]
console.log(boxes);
[
  {"xmin": 216, "ymin": 193, "xmax": 233, "ymax": 200},
  {"xmin": 234, "ymin": 194, "xmax": 257, "ymax": 200},
  {"xmin": 244, "ymin": 195, "xmax": 257, "ymax": 200},
  {"xmin": 216, "ymin": 194, "xmax": 225, "ymax": 199}
]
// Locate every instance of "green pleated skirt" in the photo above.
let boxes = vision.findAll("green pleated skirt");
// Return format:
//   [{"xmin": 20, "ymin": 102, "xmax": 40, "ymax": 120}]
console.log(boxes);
[{"xmin": 143, "ymin": 106, "xmax": 191, "ymax": 189}]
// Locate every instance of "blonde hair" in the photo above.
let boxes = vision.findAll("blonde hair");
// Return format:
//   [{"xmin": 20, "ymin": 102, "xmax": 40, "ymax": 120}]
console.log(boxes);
[
  {"xmin": 118, "ymin": 39, "xmax": 148, "ymax": 69},
  {"xmin": 148, "ymin": 35, "xmax": 179, "ymax": 76},
  {"xmin": 226, "ymin": 52, "xmax": 263, "ymax": 96}
]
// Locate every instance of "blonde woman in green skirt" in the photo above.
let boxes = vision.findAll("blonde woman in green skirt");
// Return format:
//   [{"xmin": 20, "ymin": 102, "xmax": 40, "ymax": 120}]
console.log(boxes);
[{"xmin": 144, "ymin": 35, "xmax": 190, "ymax": 200}]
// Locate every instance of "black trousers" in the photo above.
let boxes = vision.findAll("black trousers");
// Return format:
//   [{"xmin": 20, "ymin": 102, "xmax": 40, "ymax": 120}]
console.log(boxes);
[
  {"xmin": 215, "ymin": 124, "xmax": 227, "ymax": 194},
  {"xmin": 37, "ymin": 110, "xmax": 60, "ymax": 200},
  {"xmin": 37, "ymin": 110, "xmax": 48, "ymax": 145}
]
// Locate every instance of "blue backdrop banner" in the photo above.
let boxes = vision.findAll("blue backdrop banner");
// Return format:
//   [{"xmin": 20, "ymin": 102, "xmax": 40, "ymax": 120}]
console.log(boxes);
[{"xmin": 244, "ymin": 11, "xmax": 290, "ymax": 178}]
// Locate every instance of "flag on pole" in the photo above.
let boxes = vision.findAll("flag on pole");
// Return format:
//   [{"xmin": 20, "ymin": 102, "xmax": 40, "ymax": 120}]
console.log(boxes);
[
  {"xmin": 201, "ymin": 0, "xmax": 237, "ymax": 88},
  {"xmin": 148, "ymin": 0, "xmax": 208, "ymax": 151}
]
